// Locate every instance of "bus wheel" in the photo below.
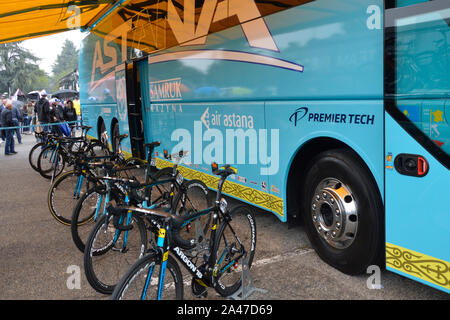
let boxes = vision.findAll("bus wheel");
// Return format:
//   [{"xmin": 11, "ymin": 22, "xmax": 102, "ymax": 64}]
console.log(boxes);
[{"xmin": 301, "ymin": 148, "xmax": 383, "ymax": 275}]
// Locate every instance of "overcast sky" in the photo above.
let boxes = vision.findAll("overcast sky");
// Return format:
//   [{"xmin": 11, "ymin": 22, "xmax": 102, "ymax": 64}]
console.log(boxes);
[{"xmin": 21, "ymin": 29, "xmax": 86, "ymax": 76}]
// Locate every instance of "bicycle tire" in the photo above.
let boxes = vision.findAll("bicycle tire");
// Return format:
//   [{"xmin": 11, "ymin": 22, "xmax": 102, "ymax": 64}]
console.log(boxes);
[
  {"xmin": 212, "ymin": 205, "xmax": 257, "ymax": 297},
  {"xmin": 68, "ymin": 138, "xmax": 97, "ymax": 154},
  {"xmin": 71, "ymin": 186, "xmax": 116, "ymax": 253},
  {"xmin": 37, "ymin": 144, "xmax": 65, "ymax": 179},
  {"xmin": 48, "ymin": 170, "xmax": 87, "ymax": 225},
  {"xmin": 86, "ymin": 140, "xmax": 111, "ymax": 157},
  {"xmin": 83, "ymin": 213, "xmax": 148, "ymax": 294},
  {"xmin": 120, "ymin": 157, "xmax": 147, "ymax": 182},
  {"xmin": 176, "ymin": 179, "xmax": 212, "ymax": 246},
  {"xmin": 111, "ymin": 250, "xmax": 183, "ymax": 300},
  {"xmin": 146, "ymin": 167, "xmax": 174, "ymax": 206},
  {"xmin": 28, "ymin": 142, "xmax": 46, "ymax": 172}
]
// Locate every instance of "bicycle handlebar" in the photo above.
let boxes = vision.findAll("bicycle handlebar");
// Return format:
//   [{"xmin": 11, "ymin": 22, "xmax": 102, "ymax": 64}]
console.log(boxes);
[{"xmin": 101, "ymin": 176, "xmax": 141, "ymax": 188}]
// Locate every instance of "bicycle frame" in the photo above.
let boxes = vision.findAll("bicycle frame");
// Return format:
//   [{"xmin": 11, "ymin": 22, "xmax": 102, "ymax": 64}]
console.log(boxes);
[
  {"xmin": 97, "ymin": 173, "xmax": 177, "ymax": 254},
  {"xmin": 141, "ymin": 176, "xmax": 245, "ymax": 300},
  {"xmin": 140, "ymin": 206, "xmax": 230, "ymax": 300}
]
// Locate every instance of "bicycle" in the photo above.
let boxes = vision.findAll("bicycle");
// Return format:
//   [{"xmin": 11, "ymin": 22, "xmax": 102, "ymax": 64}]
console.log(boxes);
[
  {"xmin": 47, "ymin": 134, "xmax": 144, "ymax": 226},
  {"xmin": 70, "ymin": 142, "xmax": 173, "ymax": 253},
  {"xmin": 110, "ymin": 163, "xmax": 256, "ymax": 300},
  {"xmin": 37, "ymin": 131, "xmax": 109, "ymax": 181},
  {"xmin": 82, "ymin": 150, "xmax": 211, "ymax": 295},
  {"xmin": 28, "ymin": 131, "xmax": 52, "ymax": 172},
  {"xmin": 30, "ymin": 126, "xmax": 99, "ymax": 165}
]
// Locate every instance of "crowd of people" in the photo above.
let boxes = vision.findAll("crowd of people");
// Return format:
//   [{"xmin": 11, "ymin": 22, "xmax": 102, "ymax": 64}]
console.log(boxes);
[{"xmin": 0, "ymin": 90, "xmax": 80, "ymax": 156}]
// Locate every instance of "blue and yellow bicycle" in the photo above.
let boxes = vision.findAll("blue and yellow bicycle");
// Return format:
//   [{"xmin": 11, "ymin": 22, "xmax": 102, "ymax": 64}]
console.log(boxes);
[
  {"xmin": 110, "ymin": 163, "xmax": 257, "ymax": 300},
  {"xmin": 82, "ymin": 150, "xmax": 211, "ymax": 295}
]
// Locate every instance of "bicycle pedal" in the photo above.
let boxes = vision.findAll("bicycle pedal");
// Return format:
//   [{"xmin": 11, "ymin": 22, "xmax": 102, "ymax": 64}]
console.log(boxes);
[
  {"xmin": 111, "ymin": 247, "xmax": 128, "ymax": 253},
  {"xmin": 191, "ymin": 278, "xmax": 208, "ymax": 298}
]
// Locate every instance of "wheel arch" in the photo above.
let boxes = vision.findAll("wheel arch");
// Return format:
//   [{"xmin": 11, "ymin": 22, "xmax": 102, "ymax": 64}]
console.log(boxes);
[
  {"xmin": 110, "ymin": 117, "xmax": 120, "ymax": 153},
  {"xmin": 110, "ymin": 117, "xmax": 119, "ymax": 136},
  {"xmin": 96, "ymin": 117, "xmax": 106, "ymax": 140},
  {"xmin": 285, "ymin": 136, "xmax": 383, "ymax": 224}
]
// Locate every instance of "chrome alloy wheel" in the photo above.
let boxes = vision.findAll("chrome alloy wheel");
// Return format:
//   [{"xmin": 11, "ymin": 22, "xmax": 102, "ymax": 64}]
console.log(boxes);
[{"xmin": 311, "ymin": 178, "xmax": 358, "ymax": 249}]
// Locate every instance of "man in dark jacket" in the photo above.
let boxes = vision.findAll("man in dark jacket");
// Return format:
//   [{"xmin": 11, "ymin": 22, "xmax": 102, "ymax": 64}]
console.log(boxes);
[
  {"xmin": 11, "ymin": 102, "xmax": 23, "ymax": 144},
  {"xmin": 1, "ymin": 100, "xmax": 16, "ymax": 155},
  {"xmin": 0, "ymin": 98, "xmax": 6, "ymax": 142},
  {"xmin": 35, "ymin": 90, "xmax": 50, "ymax": 133},
  {"xmin": 48, "ymin": 99, "xmax": 63, "ymax": 136}
]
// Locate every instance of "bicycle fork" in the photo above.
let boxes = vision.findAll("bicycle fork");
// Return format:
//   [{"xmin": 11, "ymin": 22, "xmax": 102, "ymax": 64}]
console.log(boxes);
[
  {"xmin": 141, "ymin": 222, "xmax": 169, "ymax": 300},
  {"xmin": 110, "ymin": 194, "xmax": 133, "ymax": 253},
  {"xmin": 94, "ymin": 179, "xmax": 110, "ymax": 222},
  {"xmin": 73, "ymin": 174, "xmax": 84, "ymax": 199}
]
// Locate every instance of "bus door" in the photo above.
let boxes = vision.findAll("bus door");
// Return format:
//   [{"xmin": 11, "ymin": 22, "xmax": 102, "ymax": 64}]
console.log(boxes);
[
  {"xmin": 384, "ymin": 0, "xmax": 450, "ymax": 293},
  {"xmin": 125, "ymin": 61, "xmax": 145, "ymax": 159}
]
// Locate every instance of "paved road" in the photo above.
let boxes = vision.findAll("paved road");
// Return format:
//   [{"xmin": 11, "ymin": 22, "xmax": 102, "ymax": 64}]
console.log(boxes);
[{"xmin": 0, "ymin": 133, "xmax": 448, "ymax": 301}]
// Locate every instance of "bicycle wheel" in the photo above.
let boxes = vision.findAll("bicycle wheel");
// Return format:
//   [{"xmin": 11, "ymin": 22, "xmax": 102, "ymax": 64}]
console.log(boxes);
[
  {"xmin": 37, "ymin": 145, "xmax": 65, "ymax": 179},
  {"xmin": 83, "ymin": 212, "xmax": 148, "ymax": 294},
  {"xmin": 48, "ymin": 170, "xmax": 88, "ymax": 225},
  {"xmin": 119, "ymin": 157, "xmax": 147, "ymax": 182},
  {"xmin": 71, "ymin": 186, "xmax": 121, "ymax": 253},
  {"xmin": 86, "ymin": 140, "xmax": 110, "ymax": 157},
  {"xmin": 111, "ymin": 250, "xmax": 183, "ymax": 300},
  {"xmin": 212, "ymin": 205, "xmax": 257, "ymax": 297},
  {"xmin": 68, "ymin": 138, "xmax": 100, "ymax": 154},
  {"xmin": 146, "ymin": 167, "xmax": 174, "ymax": 206},
  {"xmin": 28, "ymin": 142, "xmax": 46, "ymax": 172},
  {"xmin": 177, "ymin": 179, "xmax": 211, "ymax": 245}
]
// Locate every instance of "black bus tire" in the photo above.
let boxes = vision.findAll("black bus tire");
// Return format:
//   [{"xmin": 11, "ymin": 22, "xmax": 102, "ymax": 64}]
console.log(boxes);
[{"xmin": 301, "ymin": 148, "xmax": 384, "ymax": 275}]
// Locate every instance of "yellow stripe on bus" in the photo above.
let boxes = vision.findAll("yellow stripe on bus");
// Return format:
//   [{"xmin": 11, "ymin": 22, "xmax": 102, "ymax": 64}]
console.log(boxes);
[
  {"xmin": 155, "ymin": 157, "xmax": 284, "ymax": 216},
  {"xmin": 386, "ymin": 242, "xmax": 450, "ymax": 291}
]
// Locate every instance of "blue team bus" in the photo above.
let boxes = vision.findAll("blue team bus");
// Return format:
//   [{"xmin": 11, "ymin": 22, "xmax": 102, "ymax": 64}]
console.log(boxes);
[{"xmin": 78, "ymin": 0, "xmax": 449, "ymax": 293}]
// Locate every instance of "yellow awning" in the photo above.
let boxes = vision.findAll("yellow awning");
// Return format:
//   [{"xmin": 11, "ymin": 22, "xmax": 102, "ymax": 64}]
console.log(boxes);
[
  {"xmin": 0, "ymin": 0, "xmax": 312, "ymax": 52},
  {"xmin": 0, "ymin": 0, "xmax": 119, "ymax": 44},
  {"xmin": 90, "ymin": 0, "xmax": 312, "ymax": 56}
]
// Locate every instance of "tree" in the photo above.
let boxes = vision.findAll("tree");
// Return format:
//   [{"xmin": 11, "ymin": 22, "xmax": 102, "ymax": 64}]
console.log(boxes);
[
  {"xmin": 50, "ymin": 39, "xmax": 79, "ymax": 91},
  {"xmin": 0, "ymin": 42, "xmax": 49, "ymax": 95}
]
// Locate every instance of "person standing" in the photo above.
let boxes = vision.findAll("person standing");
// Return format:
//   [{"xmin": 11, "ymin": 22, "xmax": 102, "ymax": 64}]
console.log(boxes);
[
  {"xmin": 56, "ymin": 100, "xmax": 64, "ymax": 122},
  {"xmin": 49, "ymin": 99, "xmax": 63, "ymax": 136},
  {"xmin": 35, "ymin": 90, "xmax": 50, "ymax": 133},
  {"xmin": 0, "ymin": 98, "xmax": 6, "ymax": 143},
  {"xmin": 1, "ymin": 100, "xmax": 16, "ymax": 155},
  {"xmin": 11, "ymin": 102, "xmax": 23, "ymax": 144},
  {"xmin": 64, "ymin": 100, "xmax": 77, "ymax": 136},
  {"xmin": 73, "ymin": 99, "xmax": 81, "ymax": 129},
  {"xmin": 21, "ymin": 102, "xmax": 33, "ymax": 134}
]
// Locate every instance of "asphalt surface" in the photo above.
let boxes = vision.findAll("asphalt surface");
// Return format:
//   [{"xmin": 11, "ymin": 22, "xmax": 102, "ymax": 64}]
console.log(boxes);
[{"xmin": 0, "ymin": 132, "xmax": 448, "ymax": 301}]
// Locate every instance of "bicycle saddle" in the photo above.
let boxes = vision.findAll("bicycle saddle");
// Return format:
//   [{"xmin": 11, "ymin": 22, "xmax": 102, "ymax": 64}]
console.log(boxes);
[
  {"xmin": 211, "ymin": 163, "xmax": 237, "ymax": 178},
  {"xmin": 144, "ymin": 141, "xmax": 161, "ymax": 148}
]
